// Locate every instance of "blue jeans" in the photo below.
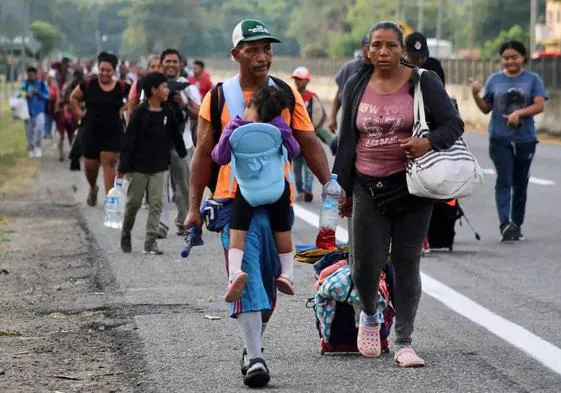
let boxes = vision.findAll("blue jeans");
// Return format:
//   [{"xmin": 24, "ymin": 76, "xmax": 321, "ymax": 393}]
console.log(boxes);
[
  {"xmin": 293, "ymin": 154, "xmax": 313, "ymax": 193},
  {"xmin": 26, "ymin": 113, "xmax": 45, "ymax": 151},
  {"xmin": 489, "ymin": 138, "xmax": 537, "ymax": 228}
]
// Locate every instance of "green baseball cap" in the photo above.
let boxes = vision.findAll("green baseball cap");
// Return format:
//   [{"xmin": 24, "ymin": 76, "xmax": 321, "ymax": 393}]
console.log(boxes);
[{"xmin": 232, "ymin": 19, "xmax": 281, "ymax": 48}]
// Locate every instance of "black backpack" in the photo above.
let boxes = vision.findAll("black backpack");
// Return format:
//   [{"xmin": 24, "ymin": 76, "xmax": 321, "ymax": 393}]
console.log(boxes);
[{"xmin": 205, "ymin": 76, "xmax": 296, "ymax": 194}]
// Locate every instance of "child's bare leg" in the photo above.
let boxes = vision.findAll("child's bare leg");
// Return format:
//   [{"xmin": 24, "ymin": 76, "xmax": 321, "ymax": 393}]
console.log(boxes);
[
  {"xmin": 225, "ymin": 229, "xmax": 249, "ymax": 302},
  {"xmin": 274, "ymin": 231, "xmax": 292, "ymax": 254},
  {"xmin": 230, "ymin": 229, "xmax": 247, "ymax": 250},
  {"xmin": 274, "ymin": 231, "xmax": 295, "ymax": 295}
]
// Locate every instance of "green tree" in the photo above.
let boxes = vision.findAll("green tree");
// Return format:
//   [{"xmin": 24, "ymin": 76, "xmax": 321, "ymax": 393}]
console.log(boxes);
[
  {"xmin": 218, "ymin": 0, "xmax": 301, "ymax": 56},
  {"xmin": 481, "ymin": 24, "xmax": 530, "ymax": 59},
  {"xmin": 30, "ymin": 20, "xmax": 62, "ymax": 56},
  {"xmin": 473, "ymin": 0, "xmax": 547, "ymax": 47},
  {"xmin": 287, "ymin": 1, "xmax": 348, "ymax": 58},
  {"xmin": 334, "ymin": 0, "xmax": 395, "ymax": 57}
]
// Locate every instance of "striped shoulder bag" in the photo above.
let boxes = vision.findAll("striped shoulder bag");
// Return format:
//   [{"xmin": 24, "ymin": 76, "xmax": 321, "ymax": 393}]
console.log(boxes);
[{"xmin": 406, "ymin": 69, "xmax": 484, "ymax": 200}]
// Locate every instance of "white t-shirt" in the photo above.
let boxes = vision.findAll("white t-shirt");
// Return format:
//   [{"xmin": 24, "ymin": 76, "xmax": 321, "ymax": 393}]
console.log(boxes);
[{"xmin": 178, "ymin": 77, "xmax": 201, "ymax": 150}]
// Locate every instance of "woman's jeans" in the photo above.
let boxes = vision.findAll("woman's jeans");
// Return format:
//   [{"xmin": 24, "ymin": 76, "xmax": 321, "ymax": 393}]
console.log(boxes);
[
  {"xmin": 351, "ymin": 181, "xmax": 433, "ymax": 346},
  {"xmin": 293, "ymin": 154, "xmax": 313, "ymax": 193},
  {"xmin": 489, "ymin": 138, "xmax": 537, "ymax": 228}
]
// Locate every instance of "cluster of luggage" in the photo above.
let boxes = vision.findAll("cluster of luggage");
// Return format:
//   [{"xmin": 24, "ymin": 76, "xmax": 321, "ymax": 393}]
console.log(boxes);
[
  {"xmin": 296, "ymin": 244, "xmax": 394, "ymax": 354},
  {"xmin": 296, "ymin": 196, "xmax": 479, "ymax": 353}
]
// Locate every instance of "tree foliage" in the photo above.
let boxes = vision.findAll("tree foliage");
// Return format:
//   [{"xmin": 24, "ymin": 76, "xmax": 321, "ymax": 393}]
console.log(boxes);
[
  {"xmin": 10, "ymin": 0, "xmax": 549, "ymax": 61},
  {"xmin": 30, "ymin": 20, "xmax": 62, "ymax": 56},
  {"xmin": 481, "ymin": 25, "xmax": 530, "ymax": 60}
]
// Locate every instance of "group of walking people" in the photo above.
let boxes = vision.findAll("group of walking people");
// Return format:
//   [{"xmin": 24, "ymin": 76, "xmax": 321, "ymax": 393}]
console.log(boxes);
[{"xmin": 19, "ymin": 15, "xmax": 547, "ymax": 389}]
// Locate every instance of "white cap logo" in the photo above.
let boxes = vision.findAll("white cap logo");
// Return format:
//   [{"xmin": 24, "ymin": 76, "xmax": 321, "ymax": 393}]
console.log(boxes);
[
  {"xmin": 248, "ymin": 25, "xmax": 269, "ymax": 34},
  {"xmin": 414, "ymin": 41, "xmax": 422, "ymax": 50}
]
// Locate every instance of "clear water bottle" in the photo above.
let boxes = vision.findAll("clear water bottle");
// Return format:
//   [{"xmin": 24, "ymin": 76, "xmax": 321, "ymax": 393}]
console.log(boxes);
[
  {"xmin": 104, "ymin": 178, "xmax": 126, "ymax": 229},
  {"xmin": 316, "ymin": 174, "xmax": 341, "ymax": 250}
]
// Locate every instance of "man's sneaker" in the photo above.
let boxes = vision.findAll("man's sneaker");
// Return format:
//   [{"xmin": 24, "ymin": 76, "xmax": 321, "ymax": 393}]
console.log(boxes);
[
  {"xmin": 509, "ymin": 223, "xmax": 524, "ymax": 241},
  {"xmin": 501, "ymin": 223, "xmax": 523, "ymax": 241},
  {"xmin": 304, "ymin": 191, "xmax": 314, "ymax": 202},
  {"xmin": 243, "ymin": 358, "xmax": 270, "ymax": 388},
  {"xmin": 34, "ymin": 147, "xmax": 42, "ymax": 158},
  {"xmin": 121, "ymin": 231, "xmax": 132, "ymax": 253},
  {"xmin": 499, "ymin": 223, "xmax": 509, "ymax": 235},
  {"xmin": 143, "ymin": 239, "xmax": 163, "ymax": 255}
]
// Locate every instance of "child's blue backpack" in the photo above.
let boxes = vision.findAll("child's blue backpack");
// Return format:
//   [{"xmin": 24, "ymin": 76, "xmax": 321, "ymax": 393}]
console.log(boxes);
[{"xmin": 229, "ymin": 123, "xmax": 290, "ymax": 207}]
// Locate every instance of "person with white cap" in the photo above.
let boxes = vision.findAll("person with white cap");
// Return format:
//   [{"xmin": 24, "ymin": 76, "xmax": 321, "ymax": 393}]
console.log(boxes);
[
  {"xmin": 291, "ymin": 66, "xmax": 328, "ymax": 202},
  {"xmin": 185, "ymin": 19, "xmax": 331, "ymax": 388}
]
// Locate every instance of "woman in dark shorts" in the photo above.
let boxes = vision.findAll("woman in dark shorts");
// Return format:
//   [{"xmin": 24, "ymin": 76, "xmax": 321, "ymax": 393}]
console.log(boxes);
[{"xmin": 70, "ymin": 52, "xmax": 130, "ymax": 206}]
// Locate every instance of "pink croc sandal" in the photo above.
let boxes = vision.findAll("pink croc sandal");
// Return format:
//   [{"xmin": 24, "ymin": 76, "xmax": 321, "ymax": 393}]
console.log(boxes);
[
  {"xmin": 276, "ymin": 274, "xmax": 295, "ymax": 295},
  {"xmin": 224, "ymin": 272, "xmax": 248, "ymax": 303},
  {"xmin": 357, "ymin": 323, "xmax": 381, "ymax": 358},
  {"xmin": 394, "ymin": 346, "xmax": 425, "ymax": 368}
]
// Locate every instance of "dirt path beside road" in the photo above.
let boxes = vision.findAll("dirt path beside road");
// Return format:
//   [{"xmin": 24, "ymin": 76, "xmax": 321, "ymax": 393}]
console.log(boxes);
[{"xmin": 0, "ymin": 147, "xmax": 141, "ymax": 393}]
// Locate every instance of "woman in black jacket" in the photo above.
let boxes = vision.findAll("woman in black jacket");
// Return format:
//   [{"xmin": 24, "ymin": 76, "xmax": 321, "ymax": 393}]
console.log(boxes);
[{"xmin": 333, "ymin": 21, "xmax": 463, "ymax": 367}]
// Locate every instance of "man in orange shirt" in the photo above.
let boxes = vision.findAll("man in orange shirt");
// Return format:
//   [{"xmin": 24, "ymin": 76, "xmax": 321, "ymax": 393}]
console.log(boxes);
[{"xmin": 185, "ymin": 19, "xmax": 331, "ymax": 388}]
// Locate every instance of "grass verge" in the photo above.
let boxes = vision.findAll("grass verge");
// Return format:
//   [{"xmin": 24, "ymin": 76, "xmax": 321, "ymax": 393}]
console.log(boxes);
[{"xmin": 0, "ymin": 116, "xmax": 39, "ymax": 198}]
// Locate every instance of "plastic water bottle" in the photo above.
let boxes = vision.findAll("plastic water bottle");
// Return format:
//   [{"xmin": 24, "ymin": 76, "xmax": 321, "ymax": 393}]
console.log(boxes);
[
  {"xmin": 316, "ymin": 174, "xmax": 341, "ymax": 250},
  {"xmin": 104, "ymin": 178, "xmax": 126, "ymax": 229},
  {"xmin": 181, "ymin": 227, "xmax": 204, "ymax": 258}
]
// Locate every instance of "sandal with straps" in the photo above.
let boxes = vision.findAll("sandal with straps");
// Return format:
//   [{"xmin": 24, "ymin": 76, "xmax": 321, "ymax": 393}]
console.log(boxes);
[{"xmin": 357, "ymin": 319, "xmax": 381, "ymax": 358}]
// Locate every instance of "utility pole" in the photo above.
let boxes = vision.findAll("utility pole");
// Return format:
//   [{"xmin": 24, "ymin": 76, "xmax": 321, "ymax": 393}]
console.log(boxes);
[
  {"xmin": 435, "ymin": 0, "xmax": 443, "ymax": 58},
  {"xmin": 530, "ymin": 0, "xmax": 537, "ymax": 56},
  {"xmin": 395, "ymin": 0, "xmax": 402, "ymax": 21},
  {"xmin": 469, "ymin": 0, "xmax": 474, "ymax": 52},
  {"xmin": 418, "ymin": 0, "xmax": 424, "ymax": 32}
]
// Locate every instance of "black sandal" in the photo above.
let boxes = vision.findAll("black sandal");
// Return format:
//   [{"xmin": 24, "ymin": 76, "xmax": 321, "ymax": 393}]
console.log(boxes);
[
  {"xmin": 87, "ymin": 185, "xmax": 99, "ymax": 207},
  {"xmin": 243, "ymin": 358, "xmax": 270, "ymax": 388},
  {"xmin": 240, "ymin": 348, "xmax": 265, "ymax": 376}
]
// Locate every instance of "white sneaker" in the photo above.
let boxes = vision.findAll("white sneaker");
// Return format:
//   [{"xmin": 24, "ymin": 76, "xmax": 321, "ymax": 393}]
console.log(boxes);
[
  {"xmin": 34, "ymin": 148, "xmax": 42, "ymax": 158},
  {"xmin": 28, "ymin": 150, "xmax": 35, "ymax": 159}
]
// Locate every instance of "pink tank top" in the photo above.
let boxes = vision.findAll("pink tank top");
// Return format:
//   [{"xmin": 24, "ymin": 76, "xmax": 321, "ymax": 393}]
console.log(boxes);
[{"xmin": 355, "ymin": 82, "xmax": 414, "ymax": 177}]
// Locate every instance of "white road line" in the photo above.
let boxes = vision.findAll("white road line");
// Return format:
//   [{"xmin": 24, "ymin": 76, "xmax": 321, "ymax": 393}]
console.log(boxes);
[
  {"xmin": 482, "ymin": 168, "xmax": 557, "ymax": 186},
  {"xmin": 293, "ymin": 204, "xmax": 561, "ymax": 376}
]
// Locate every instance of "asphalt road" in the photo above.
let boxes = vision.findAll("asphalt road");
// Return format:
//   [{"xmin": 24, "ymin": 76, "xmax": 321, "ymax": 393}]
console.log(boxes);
[{"xmin": 69, "ymin": 131, "xmax": 561, "ymax": 393}]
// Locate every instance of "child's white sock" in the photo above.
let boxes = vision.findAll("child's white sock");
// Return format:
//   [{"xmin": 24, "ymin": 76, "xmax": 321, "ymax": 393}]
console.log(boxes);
[
  {"xmin": 228, "ymin": 248, "xmax": 244, "ymax": 282},
  {"xmin": 279, "ymin": 252, "xmax": 294, "ymax": 281}
]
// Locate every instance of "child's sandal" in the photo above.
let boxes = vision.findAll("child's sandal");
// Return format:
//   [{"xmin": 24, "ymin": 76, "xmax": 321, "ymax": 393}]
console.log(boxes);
[
  {"xmin": 276, "ymin": 274, "xmax": 295, "ymax": 295},
  {"xmin": 224, "ymin": 272, "xmax": 248, "ymax": 302}
]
